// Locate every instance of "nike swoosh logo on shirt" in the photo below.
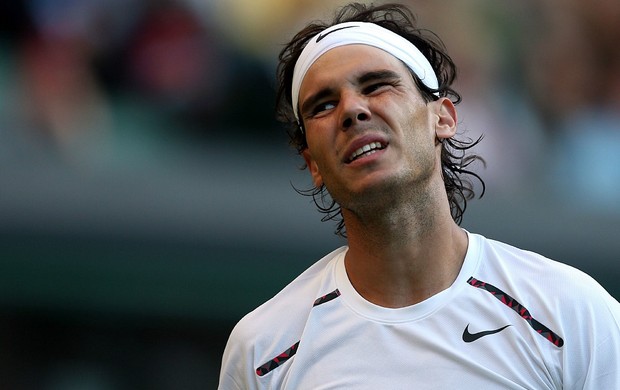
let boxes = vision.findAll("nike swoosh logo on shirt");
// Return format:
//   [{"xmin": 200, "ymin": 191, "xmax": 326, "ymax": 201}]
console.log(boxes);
[
  {"xmin": 462, "ymin": 324, "xmax": 511, "ymax": 343},
  {"xmin": 316, "ymin": 25, "xmax": 358, "ymax": 42}
]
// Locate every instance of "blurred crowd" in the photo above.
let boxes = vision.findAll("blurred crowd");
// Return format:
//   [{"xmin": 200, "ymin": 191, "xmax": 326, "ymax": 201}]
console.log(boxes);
[
  {"xmin": 413, "ymin": 0, "xmax": 620, "ymax": 209},
  {"xmin": 0, "ymin": 0, "xmax": 278, "ymax": 170},
  {"xmin": 1, "ymin": 0, "xmax": 619, "ymax": 207},
  {"xmin": 520, "ymin": 0, "xmax": 620, "ymax": 209}
]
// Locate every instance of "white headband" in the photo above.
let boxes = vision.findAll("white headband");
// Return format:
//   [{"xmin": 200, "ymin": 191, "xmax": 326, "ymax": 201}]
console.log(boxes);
[{"xmin": 291, "ymin": 21, "xmax": 439, "ymax": 122}]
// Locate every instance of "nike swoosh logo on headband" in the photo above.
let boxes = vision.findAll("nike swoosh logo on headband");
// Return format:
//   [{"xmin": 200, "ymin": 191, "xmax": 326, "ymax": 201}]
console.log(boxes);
[{"xmin": 316, "ymin": 25, "xmax": 359, "ymax": 42}]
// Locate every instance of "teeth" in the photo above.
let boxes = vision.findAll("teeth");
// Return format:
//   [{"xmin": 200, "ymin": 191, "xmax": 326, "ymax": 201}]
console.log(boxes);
[{"xmin": 349, "ymin": 142, "xmax": 383, "ymax": 162}]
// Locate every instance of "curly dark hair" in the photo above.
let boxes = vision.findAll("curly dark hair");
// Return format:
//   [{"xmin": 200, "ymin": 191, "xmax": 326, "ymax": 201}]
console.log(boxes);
[{"xmin": 275, "ymin": 2, "xmax": 485, "ymax": 237}]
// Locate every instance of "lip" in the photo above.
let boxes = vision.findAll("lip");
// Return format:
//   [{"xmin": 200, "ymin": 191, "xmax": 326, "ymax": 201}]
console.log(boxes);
[{"xmin": 343, "ymin": 134, "xmax": 389, "ymax": 164}]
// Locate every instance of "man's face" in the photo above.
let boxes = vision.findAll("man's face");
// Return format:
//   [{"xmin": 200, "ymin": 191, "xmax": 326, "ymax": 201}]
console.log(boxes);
[{"xmin": 298, "ymin": 44, "xmax": 455, "ymax": 211}]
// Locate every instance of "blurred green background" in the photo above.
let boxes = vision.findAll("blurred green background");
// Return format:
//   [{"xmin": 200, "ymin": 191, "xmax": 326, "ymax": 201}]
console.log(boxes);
[{"xmin": 1, "ymin": 0, "xmax": 619, "ymax": 388}]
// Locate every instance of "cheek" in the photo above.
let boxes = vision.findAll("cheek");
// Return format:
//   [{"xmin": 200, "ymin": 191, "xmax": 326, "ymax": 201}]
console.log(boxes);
[
  {"xmin": 304, "ymin": 140, "xmax": 332, "ymax": 185},
  {"xmin": 303, "ymin": 150, "xmax": 323, "ymax": 188},
  {"xmin": 377, "ymin": 96, "xmax": 428, "ymax": 130},
  {"xmin": 401, "ymin": 111, "xmax": 438, "ymax": 162}
]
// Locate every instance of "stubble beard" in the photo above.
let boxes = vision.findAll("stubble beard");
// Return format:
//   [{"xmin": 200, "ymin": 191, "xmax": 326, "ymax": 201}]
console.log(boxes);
[{"xmin": 335, "ymin": 156, "xmax": 441, "ymax": 239}]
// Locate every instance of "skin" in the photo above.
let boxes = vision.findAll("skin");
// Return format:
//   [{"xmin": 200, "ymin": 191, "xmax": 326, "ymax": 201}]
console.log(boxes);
[{"xmin": 298, "ymin": 45, "xmax": 468, "ymax": 308}]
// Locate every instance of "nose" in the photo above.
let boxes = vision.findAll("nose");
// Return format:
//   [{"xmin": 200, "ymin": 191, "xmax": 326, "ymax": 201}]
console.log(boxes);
[{"xmin": 340, "ymin": 92, "xmax": 371, "ymax": 129}]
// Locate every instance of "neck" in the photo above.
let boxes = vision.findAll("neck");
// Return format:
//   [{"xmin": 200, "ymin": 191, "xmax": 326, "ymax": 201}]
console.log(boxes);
[{"xmin": 341, "ymin": 182, "xmax": 468, "ymax": 308}]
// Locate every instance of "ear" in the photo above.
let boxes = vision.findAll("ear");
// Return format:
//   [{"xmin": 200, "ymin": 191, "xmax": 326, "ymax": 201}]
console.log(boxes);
[
  {"xmin": 433, "ymin": 97, "xmax": 457, "ymax": 140},
  {"xmin": 302, "ymin": 148, "xmax": 324, "ymax": 188}
]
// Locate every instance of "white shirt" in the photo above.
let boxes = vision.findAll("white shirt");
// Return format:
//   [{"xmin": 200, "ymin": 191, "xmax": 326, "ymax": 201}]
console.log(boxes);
[{"xmin": 219, "ymin": 232, "xmax": 620, "ymax": 389}]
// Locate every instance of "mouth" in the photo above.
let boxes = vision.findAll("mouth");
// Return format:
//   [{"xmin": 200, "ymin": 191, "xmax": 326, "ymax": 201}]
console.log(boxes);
[{"xmin": 347, "ymin": 141, "xmax": 386, "ymax": 163}]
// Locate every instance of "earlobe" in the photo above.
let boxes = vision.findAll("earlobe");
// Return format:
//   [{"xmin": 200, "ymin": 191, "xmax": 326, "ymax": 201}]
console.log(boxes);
[
  {"xmin": 434, "ymin": 98, "xmax": 457, "ymax": 139},
  {"xmin": 302, "ymin": 149, "xmax": 324, "ymax": 187}
]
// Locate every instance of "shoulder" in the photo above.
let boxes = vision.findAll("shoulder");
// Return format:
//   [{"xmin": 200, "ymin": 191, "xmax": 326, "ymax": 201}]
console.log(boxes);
[
  {"xmin": 472, "ymin": 232, "xmax": 604, "ymax": 291},
  {"xmin": 470, "ymin": 232, "xmax": 620, "ymax": 331},
  {"xmin": 235, "ymin": 246, "xmax": 345, "ymax": 337},
  {"xmin": 469, "ymin": 233, "xmax": 620, "ymax": 388},
  {"xmin": 219, "ymin": 247, "xmax": 346, "ymax": 387}
]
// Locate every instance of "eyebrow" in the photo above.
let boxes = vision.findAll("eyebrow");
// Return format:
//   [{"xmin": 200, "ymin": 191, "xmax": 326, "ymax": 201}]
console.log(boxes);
[
  {"xmin": 358, "ymin": 69, "xmax": 401, "ymax": 84},
  {"xmin": 299, "ymin": 69, "xmax": 402, "ymax": 117}
]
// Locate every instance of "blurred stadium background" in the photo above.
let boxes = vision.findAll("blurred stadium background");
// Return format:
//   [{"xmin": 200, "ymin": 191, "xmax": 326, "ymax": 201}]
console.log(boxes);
[{"xmin": 1, "ymin": 0, "xmax": 619, "ymax": 388}]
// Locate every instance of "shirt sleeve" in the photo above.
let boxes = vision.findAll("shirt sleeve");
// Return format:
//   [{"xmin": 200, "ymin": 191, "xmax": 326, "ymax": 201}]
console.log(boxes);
[
  {"xmin": 218, "ymin": 321, "xmax": 256, "ymax": 390},
  {"xmin": 565, "ymin": 280, "xmax": 620, "ymax": 389}
]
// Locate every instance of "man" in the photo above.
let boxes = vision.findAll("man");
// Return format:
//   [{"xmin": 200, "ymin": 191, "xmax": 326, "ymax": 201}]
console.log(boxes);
[{"xmin": 219, "ymin": 3, "xmax": 620, "ymax": 389}]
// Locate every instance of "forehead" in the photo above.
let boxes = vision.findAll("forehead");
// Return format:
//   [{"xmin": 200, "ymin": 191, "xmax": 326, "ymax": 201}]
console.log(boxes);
[{"xmin": 299, "ymin": 44, "xmax": 410, "ymax": 94}]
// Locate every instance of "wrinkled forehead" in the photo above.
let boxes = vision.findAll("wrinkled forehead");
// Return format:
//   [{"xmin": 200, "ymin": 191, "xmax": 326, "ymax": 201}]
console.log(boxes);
[{"xmin": 291, "ymin": 21, "xmax": 438, "ymax": 121}]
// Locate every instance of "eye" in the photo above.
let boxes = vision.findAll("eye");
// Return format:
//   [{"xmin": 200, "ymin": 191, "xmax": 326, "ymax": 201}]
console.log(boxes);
[
  {"xmin": 363, "ymin": 82, "xmax": 392, "ymax": 95},
  {"xmin": 311, "ymin": 101, "xmax": 336, "ymax": 116}
]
